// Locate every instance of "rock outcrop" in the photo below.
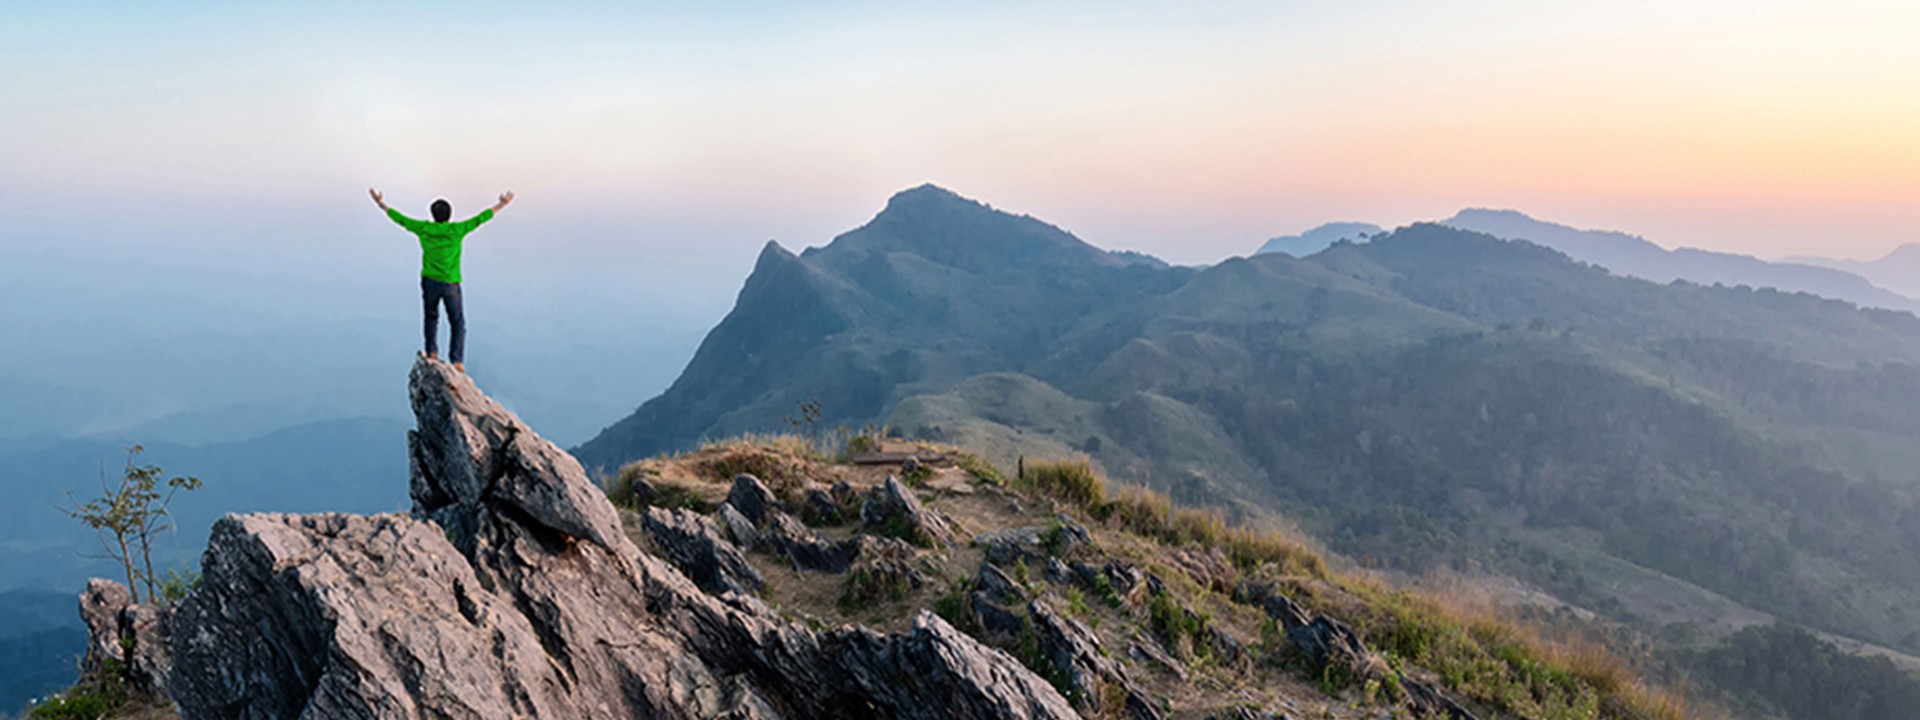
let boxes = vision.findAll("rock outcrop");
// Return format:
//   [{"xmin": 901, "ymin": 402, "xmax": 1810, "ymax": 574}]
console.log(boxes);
[
  {"xmin": 860, "ymin": 475, "xmax": 955, "ymax": 547},
  {"xmin": 1026, "ymin": 597, "xmax": 1163, "ymax": 720},
  {"xmin": 78, "ymin": 578, "xmax": 172, "ymax": 701},
  {"xmin": 165, "ymin": 358, "xmax": 1079, "ymax": 719},
  {"xmin": 638, "ymin": 505, "xmax": 766, "ymax": 595}
]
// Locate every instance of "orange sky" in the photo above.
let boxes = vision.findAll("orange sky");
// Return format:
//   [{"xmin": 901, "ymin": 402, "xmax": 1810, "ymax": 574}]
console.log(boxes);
[{"xmin": 4, "ymin": 1, "xmax": 1917, "ymax": 265}]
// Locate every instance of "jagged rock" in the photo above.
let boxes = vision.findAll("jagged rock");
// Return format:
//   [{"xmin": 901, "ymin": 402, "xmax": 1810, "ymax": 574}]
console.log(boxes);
[
  {"xmin": 727, "ymin": 473, "xmax": 782, "ymax": 525},
  {"xmin": 830, "ymin": 480, "xmax": 858, "ymax": 507},
  {"xmin": 977, "ymin": 562, "xmax": 1025, "ymax": 604},
  {"xmin": 843, "ymin": 535, "xmax": 927, "ymax": 602},
  {"xmin": 641, "ymin": 506, "xmax": 766, "ymax": 595},
  {"xmin": 79, "ymin": 578, "xmax": 130, "ymax": 673},
  {"xmin": 803, "ymin": 487, "xmax": 844, "ymax": 525},
  {"xmin": 404, "ymin": 358, "xmax": 626, "ymax": 555},
  {"xmin": 1045, "ymin": 557, "xmax": 1074, "ymax": 584},
  {"xmin": 168, "ymin": 357, "xmax": 1079, "ymax": 720},
  {"xmin": 1206, "ymin": 625, "xmax": 1247, "ymax": 665},
  {"xmin": 77, "ymin": 579, "xmax": 171, "ymax": 700},
  {"xmin": 121, "ymin": 603, "xmax": 174, "ymax": 699},
  {"xmin": 973, "ymin": 516, "xmax": 1090, "ymax": 565},
  {"xmin": 1027, "ymin": 597, "xmax": 1163, "ymax": 720},
  {"xmin": 860, "ymin": 475, "xmax": 954, "ymax": 546},
  {"xmin": 1232, "ymin": 579, "xmax": 1311, "ymax": 631},
  {"xmin": 764, "ymin": 511, "xmax": 859, "ymax": 572},
  {"xmin": 1101, "ymin": 560, "xmax": 1145, "ymax": 597},
  {"xmin": 717, "ymin": 502, "xmax": 761, "ymax": 547},
  {"xmin": 1401, "ymin": 677, "xmax": 1480, "ymax": 720},
  {"xmin": 969, "ymin": 591, "xmax": 1028, "ymax": 642},
  {"xmin": 1129, "ymin": 641, "xmax": 1188, "ymax": 681},
  {"xmin": 1287, "ymin": 616, "xmax": 1378, "ymax": 677}
]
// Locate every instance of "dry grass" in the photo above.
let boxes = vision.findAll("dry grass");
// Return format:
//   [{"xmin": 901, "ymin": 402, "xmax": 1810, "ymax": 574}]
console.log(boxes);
[
  {"xmin": 1335, "ymin": 573, "xmax": 1699, "ymax": 720},
  {"xmin": 1016, "ymin": 458, "xmax": 1326, "ymax": 580}
]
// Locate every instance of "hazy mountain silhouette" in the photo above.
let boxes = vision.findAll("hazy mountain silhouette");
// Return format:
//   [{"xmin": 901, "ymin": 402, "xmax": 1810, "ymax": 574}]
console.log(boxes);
[
  {"xmin": 1786, "ymin": 243, "xmax": 1920, "ymax": 301},
  {"xmin": 1254, "ymin": 221, "xmax": 1384, "ymax": 257},
  {"xmin": 1442, "ymin": 208, "xmax": 1920, "ymax": 313}
]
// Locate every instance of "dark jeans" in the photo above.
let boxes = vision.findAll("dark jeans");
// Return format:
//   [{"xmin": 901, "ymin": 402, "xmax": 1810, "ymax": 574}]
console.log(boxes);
[{"xmin": 421, "ymin": 277, "xmax": 465, "ymax": 364}]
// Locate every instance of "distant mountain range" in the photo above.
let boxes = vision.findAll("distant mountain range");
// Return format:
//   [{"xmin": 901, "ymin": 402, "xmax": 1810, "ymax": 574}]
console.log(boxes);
[
  {"xmin": 0, "ymin": 417, "xmax": 411, "ymax": 595},
  {"xmin": 1786, "ymin": 244, "xmax": 1920, "ymax": 301},
  {"xmin": 579, "ymin": 185, "xmax": 1920, "ymax": 707},
  {"xmin": 1255, "ymin": 222, "xmax": 1383, "ymax": 257},
  {"xmin": 1258, "ymin": 209, "xmax": 1920, "ymax": 315}
]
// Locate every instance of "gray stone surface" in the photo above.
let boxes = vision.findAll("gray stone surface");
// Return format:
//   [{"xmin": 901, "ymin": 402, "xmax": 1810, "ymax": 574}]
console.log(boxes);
[
  {"xmin": 640, "ymin": 505, "xmax": 766, "ymax": 595},
  {"xmin": 78, "ymin": 578, "xmax": 130, "ymax": 674},
  {"xmin": 860, "ymin": 475, "xmax": 954, "ymax": 546},
  {"xmin": 166, "ymin": 357, "xmax": 1079, "ymax": 720},
  {"xmin": 726, "ymin": 474, "xmax": 781, "ymax": 525},
  {"xmin": 1027, "ymin": 597, "xmax": 1163, "ymax": 720}
]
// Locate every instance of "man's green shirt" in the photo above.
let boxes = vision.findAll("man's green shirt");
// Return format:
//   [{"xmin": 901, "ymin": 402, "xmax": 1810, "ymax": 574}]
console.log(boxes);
[{"xmin": 387, "ymin": 207, "xmax": 494, "ymax": 283}]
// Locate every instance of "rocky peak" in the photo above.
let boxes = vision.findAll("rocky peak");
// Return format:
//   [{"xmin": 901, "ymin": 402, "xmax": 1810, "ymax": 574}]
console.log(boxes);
[{"xmin": 159, "ymin": 357, "xmax": 1078, "ymax": 719}]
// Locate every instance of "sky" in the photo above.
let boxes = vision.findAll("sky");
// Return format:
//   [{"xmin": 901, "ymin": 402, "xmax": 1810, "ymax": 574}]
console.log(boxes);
[{"xmin": 4, "ymin": 0, "xmax": 1919, "ymax": 268}]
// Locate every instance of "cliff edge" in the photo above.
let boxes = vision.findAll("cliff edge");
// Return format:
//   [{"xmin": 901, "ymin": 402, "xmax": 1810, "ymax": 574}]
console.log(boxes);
[{"xmin": 159, "ymin": 358, "xmax": 1076, "ymax": 719}]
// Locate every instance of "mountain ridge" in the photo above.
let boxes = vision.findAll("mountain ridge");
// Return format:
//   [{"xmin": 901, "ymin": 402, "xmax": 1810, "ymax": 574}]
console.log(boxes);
[{"xmin": 580, "ymin": 186, "xmax": 1920, "ymax": 720}]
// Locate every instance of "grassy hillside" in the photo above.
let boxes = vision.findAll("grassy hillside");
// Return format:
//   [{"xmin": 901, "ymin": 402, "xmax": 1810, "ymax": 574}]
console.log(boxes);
[
  {"xmin": 577, "ymin": 187, "xmax": 1920, "ymax": 717},
  {"xmin": 608, "ymin": 436, "xmax": 1693, "ymax": 719}
]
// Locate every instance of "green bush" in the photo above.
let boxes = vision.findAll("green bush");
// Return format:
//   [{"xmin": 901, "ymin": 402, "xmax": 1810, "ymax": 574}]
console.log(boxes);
[{"xmin": 27, "ymin": 692, "xmax": 116, "ymax": 720}]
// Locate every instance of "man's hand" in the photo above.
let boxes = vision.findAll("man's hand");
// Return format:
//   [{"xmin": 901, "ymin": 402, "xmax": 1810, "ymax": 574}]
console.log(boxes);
[
  {"xmin": 492, "ymin": 191, "xmax": 515, "ymax": 213},
  {"xmin": 369, "ymin": 188, "xmax": 388, "ymax": 210}
]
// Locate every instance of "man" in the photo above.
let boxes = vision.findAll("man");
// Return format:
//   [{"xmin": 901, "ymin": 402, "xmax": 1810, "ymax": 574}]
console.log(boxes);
[{"xmin": 370, "ymin": 188, "xmax": 514, "ymax": 373}]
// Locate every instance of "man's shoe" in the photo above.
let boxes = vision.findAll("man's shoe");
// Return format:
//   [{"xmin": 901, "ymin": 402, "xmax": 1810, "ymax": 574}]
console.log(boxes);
[{"xmin": 453, "ymin": 362, "xmax": 465, "ymax": 373}]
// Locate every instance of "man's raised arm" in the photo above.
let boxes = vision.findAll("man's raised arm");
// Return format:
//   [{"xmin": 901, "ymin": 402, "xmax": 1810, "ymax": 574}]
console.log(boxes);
[
  {"xmin": 491, "ymin": 191, "xmax": 515, "ymax": 214},
  {"xmin": 373, "ymin": 188, "xmax": 425, "ymax": 231}
]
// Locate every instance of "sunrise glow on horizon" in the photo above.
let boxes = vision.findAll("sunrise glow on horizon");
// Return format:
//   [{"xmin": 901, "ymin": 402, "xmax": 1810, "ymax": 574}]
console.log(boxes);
[{"xmin": 4, "ymin": 0, "xmax": 1919, "ymax": 265}]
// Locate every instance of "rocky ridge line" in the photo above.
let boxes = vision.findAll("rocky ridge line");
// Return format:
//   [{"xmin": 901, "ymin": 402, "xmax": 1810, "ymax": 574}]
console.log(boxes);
[{"xmin": 158, "ymin": 357, "xmax": 1079, "ymax": 719}]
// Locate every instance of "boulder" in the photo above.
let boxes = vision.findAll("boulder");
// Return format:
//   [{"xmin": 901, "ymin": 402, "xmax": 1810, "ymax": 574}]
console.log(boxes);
[
  {"xmin": 168, "ymin": 357, "xmax": 1079, "ymax": 720},
  {"xmin": 716, "ymin": 502, "xmax": 761, "ymax": 548},
  {"xmin": 78, "ymin": 578, "xmax": 130, "ymax": 674},
  {"xmin": 640, "ymin": 506, "xmax": 766, "ymax": 595},
  {"xmin": 76, "ymin": 579, "xmax": 171, "ymax": 700},
  {"xmin": 763, "ymin": 511, "xmax": 860, "ymax": 573},
  {"xmin": 968, "ymin": 591, "xmax": 1027, "ymax": 642},
  {"xmin": 860, "ymin": 475, "xmax": 954, "ymax": 547},
  {"xmin": 121, "ymin": 603, "xmax": 174, "ymax": 699},
  {"xmin": 976, "ymin": 562, "xmax": 1025, "ymax": 604},
  {"xmin": 1232, "ymin": 579, "xmax": 1311, "ymax": 631},
  {"xmin": 972, "ymin": 516, "xmax": 1090, "ymax": 565},
  {"xmin": 802, "ymin": 487, "xmax": 844, "ymax": 525},
  {"xmin": 842, "ymin": 535, "xmax": 926, "ymax": 603},
  {"xmin": 1026, "ymin": 597, "xmax": 1163, "ymax": 720},
  {"xmin": 726, "ymin": 474, "xmax": 782, "ymax": 525}
]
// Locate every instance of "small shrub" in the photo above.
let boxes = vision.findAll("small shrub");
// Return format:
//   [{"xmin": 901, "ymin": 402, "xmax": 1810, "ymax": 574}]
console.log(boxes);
[
  {"xmin": 1065, "ymin": 586, "xmax": 1090, "ymax": 618},
  {"xmin": 159, "ymin": 566, "xmax": 201, "ymax": 604},
  {"xmin": 1021, "ymin": 459, "xmax": 1104, "ymax": 508},
  {"xmin": 953, "ymin": 451, "xmax": 1006, "ymax": 485},
  {"xmin": 1091, "ymin": 572, "xmax": 1120, "ymax": 607},
  {"xmin": 603, "ymin": 465, "xmax": 651, "ymax": 508},
  {"xmin": 27, "ymin": 692, "xmax": 116, "ymax": 720},
  {"xmin": 902, "ymin": 462, "xmax": 934, "ymax": 487},
  {"xmin": 934, "ymin": 579, "xmax": 975, "ymax": 633}
]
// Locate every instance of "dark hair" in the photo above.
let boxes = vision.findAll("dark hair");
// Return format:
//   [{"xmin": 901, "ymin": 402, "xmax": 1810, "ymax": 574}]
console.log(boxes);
[{"xmin": 431, "ymin": 199, "xmax": 452, "ymax": 223}]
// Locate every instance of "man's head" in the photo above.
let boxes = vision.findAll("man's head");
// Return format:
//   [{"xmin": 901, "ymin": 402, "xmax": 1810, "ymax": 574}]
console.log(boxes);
[{"xmin": 431, "ymin": 199, "xmax": 452, "ymax": 223}]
